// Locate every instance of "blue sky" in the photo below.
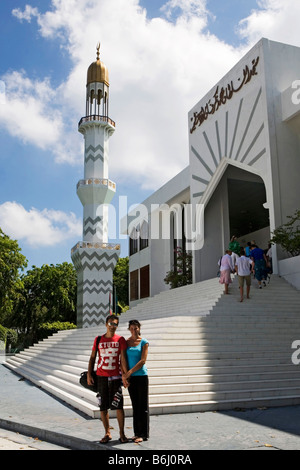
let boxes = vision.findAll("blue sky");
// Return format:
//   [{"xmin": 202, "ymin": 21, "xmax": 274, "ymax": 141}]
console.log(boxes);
[{"xmin": 0, "ymin": 0, "xmax": 299, "ymax": 270}]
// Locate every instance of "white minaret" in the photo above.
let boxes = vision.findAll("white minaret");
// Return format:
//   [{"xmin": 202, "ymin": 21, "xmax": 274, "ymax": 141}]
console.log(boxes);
[{"xmin": 71, "ymin": 44, "xmax": 120, "ymax": 328}]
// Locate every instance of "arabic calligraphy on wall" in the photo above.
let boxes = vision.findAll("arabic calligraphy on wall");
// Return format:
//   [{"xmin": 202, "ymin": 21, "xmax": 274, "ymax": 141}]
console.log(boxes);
[{"xmin": 190, "ymin": 57, "xmax": 260, "ymax": 134}]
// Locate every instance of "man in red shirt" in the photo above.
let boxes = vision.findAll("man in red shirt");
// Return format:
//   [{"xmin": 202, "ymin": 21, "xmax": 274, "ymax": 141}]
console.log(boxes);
[{"xmin": 87, "ymin": 314, "xmax": 129, "ymax": 443}]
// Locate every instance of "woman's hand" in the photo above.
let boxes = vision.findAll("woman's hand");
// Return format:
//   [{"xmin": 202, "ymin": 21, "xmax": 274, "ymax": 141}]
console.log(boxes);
[
  {"xmin": 124, "ymin": 370, "xmax": 132, "ymax": 380},
  {"xmin": 122, "ymin": 373, "xmax": 130, "ymax": 388}
]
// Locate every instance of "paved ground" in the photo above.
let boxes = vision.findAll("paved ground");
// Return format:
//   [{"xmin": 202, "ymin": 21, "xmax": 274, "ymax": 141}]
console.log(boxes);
[
  {"xmin": 0, "ymin": 428, "xmax": 70, "ymax": 450},
  {"xmin": 1, "ymin": 364, "xmax": 300, "ymax": 455}
]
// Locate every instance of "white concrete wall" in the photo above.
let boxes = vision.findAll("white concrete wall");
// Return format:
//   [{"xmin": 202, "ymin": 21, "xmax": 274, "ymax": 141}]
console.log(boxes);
[
  {"xmin": 278, "ymin": 255, "xmax": 300, "ymax": 290},
  {"xmin": 127, "ymin": 167, "xmax": 190, "ymax": 304},
  {"xmin": 238, "ymin": 226, "xmax": 270, "ymax": 251},
  {"xmin": 263, "ymin": 39, "xmax": 300, "ymax": 250}
]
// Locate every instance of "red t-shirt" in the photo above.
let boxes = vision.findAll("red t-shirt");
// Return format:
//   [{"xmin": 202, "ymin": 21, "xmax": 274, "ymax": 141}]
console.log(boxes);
[{"xmin": 92, "ymin": 334, "xmax": 126, "ymax": 377}]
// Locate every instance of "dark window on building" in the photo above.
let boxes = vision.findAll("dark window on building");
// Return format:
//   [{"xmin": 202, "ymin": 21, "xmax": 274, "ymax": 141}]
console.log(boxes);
[
  {"xmin": 140, "ymin": 265, "xmax": 150, "ymax": 299},
  {"xmin": 130, "ymin": 270, "xmax": 139, "ymax": 301},
  {"xmin": 140, "ymin": 221, "xmax": 149, "ymax": 251},
  {"xmin": 129, "ymin": 227, "xmax": 139, "ymax": 255}
]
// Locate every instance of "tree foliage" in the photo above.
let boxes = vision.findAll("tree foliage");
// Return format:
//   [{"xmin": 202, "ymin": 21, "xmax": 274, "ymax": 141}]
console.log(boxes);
[
  {"xmin": 270, "ymin": 209, "xmax": 300, "ymax": 257},
  {"xmin": 0, "ymin": 228, "xmax": 27, "ymax": 324},
  {"xmin": 9, "ymin": 262, "xmax": 77, "ymax": 347},
  {"xmin": 0, "ymin": 229, "xmax": 131, "ymax": 347},
  {"xmin": 113, "ymin": 256, "xmax": 129, "ymax": 307},
  {"xmin": 164, "ymin": 247, "xmax": 193, "ymax": 289},
  {"xmin": 36, "ymin": 321, "xmax": 77, "ymax": 342}
]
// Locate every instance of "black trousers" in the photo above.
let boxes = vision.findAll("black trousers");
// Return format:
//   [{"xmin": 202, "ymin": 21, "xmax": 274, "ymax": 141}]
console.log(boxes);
[{"xmin": 128, "ymin": 375, "xmax": 149, "ymax": 439}]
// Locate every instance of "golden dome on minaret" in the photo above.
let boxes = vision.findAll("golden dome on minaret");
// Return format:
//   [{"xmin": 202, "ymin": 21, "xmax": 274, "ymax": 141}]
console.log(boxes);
[{"xmin": 87, "ymin": 43, "xmax": 109, "ymax": 86}]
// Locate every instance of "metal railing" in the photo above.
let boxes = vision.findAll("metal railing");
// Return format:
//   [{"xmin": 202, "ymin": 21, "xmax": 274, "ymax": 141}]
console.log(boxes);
[
  {"xmin": 78, "ymin": 115, "xmax": 115, "ymax": 128},
  {"xmin": 71, "ymin": 241, "xmax": 120, "ymax": 254},
  {"xmin": 76, "ymin": 178, "xmax": 116, "ymax": 191}
]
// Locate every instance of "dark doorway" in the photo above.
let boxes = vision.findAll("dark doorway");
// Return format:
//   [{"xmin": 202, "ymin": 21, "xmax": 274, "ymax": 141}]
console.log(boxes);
[{"xmin": 227, "ymin": 178, "xmax": 269, "ymax": 237}]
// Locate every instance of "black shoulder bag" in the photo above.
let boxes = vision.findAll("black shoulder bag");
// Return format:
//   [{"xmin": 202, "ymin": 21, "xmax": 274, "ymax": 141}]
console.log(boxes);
[{"xmin": 79, "ymin": 335, "xmax": 101, "ymax": 393}]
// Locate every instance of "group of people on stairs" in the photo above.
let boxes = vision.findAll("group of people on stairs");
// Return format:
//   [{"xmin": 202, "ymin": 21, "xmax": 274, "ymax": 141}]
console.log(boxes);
[{"xmin": 219, "ymin": 236, "xmax": 272, "ymax": 302}]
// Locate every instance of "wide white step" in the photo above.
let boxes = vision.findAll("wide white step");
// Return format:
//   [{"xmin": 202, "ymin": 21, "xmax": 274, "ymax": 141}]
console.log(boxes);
[{"xmin": 4, "ymin": 274, "xmax": 300, "ymax": 417}]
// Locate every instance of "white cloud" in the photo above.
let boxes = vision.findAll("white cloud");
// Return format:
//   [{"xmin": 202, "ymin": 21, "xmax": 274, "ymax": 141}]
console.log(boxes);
[
  {"xmin": 0, "ymin": 71, "xmax": 61, "ymax": 149},
  {"xmin": 12, "ymin": 5, "xmax": 39, "ymax": 23},
  {"xmin": 0, "ymin": 69, "xmax": 83, "ymax": 164},
  {"xmin": 160, "ymin": 0, "xmax": 209, "ymax": 22},
  {"xmin": 238, "ymin": 0, "xmax": 300, "ymax": 47},
  {"xmin": 5, "ymin": 0, "xmax": 242, "ymax": 190},
  {"xmin": 6, "ymin": 0, "xmax": 300, "ymax": 191},
  {"xmin": 0, "ymin": 80, "xmax": 5, "ymax": 105},
  {"xmin": 0, "ymin": 202, "xmax": 82, "ymax": 247}
]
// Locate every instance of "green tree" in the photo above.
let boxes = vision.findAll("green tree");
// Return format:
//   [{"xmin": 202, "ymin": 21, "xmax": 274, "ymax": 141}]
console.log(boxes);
[
  {"xmin": 0, "ymin": 324, "xmax": 18, "ymax": 352},
  {"xmin": 164, "ymin": 247, "xmax": 193, "ymax": 289},
  {"xmin": 113, "ymin": 257, "xmax": 129, "ymax": 309},
  {"xmin": 270, "ymin": 209, "xmax": 300, "ymax": 257},
  {"xmin": 11, "ymin": 262, "xmax": 77, "ymax": 345},
  {"xmin": 0, "ymin": 228, "xmax": 27, "ymax": 324}
]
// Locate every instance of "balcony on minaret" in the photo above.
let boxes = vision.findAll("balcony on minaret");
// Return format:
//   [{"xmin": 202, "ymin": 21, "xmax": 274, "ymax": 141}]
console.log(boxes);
[
  {"xmin": 76, "ymin": 177, "xmax": 116, "ymax": 206},
  {"xmin": 78, "ymin": 115, "xmax": 115, "ymax": 128},
  {"xmin": 77, "ymin": 177, "xmax": 116, "ymax": 191},
  {"xmin": 71, "ymin": 240, "xmax": 120, "ymax": 256}
]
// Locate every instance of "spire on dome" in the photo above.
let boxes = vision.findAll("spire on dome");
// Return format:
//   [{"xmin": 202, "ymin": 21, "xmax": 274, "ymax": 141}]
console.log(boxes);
[{"xmin": 87, "ymin": 42, "xmax": 109, "ymax": 86}]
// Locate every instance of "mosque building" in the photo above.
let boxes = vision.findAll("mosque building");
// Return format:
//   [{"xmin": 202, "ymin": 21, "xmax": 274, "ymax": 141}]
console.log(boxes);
[{"xmin": 125, "ymin": 38, "xmax": 300, "ymax": 307}]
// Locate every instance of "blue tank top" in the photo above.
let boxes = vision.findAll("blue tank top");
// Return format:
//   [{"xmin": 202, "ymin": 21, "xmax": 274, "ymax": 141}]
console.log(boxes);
[{"xmin": 126, "ymin": 338, "xmax": 149, "ymax": 376}]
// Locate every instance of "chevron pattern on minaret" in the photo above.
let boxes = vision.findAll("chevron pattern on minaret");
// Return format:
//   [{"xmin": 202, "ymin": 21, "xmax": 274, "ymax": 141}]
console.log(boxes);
[
  {"xmin": 82, "ymin": 301, "xmax": 110, "ymax": 311},
  {"xmin": 72, "ymin": 249, "xmax": 119, "ymax": 272},
  {"xmin": 75, "ymin": 278, "xmax": 114, "ymax": 328},
  {"xmin": 76, "ymin": 308, "xmax": 108, "ymax": 328},
  {"xmin": 82, "ymin": 314, "xmax": 106, "ymax": 327},
  {"xmin": 85, "ymin": 144, "xmax": 104, "ymax": 163},
  {"xmin": 71, "ymin": 246, "xmax": 119, "ymax": 327},
  {"xmin": 77, "ymin": 279, "xmax": 113, "ymax": 295},
  {"xmin": 83, "ymin": 216, "xmax": 103, "ymax": 237}
]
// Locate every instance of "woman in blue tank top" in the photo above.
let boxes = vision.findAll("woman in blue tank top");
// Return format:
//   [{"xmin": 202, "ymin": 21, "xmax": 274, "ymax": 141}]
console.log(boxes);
[{"xmin": 124, "ymin": 320, "xmax": 149, "ymax": 443}]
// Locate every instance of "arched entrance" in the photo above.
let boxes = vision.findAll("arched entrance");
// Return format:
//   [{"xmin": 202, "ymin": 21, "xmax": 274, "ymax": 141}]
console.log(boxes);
[
  {"xmin": 227, "ymin": 173, "xmax": 269, "ymax": 245},
  {"xmin": 193, "ymin": 163, "xmax": 270, "ymax": 283}
]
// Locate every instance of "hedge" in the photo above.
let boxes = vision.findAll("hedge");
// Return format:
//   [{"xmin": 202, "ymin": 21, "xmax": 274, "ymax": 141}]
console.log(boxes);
[{"xmin": 37, "ymin": 321, "xmax": 77, "ymax": 341}]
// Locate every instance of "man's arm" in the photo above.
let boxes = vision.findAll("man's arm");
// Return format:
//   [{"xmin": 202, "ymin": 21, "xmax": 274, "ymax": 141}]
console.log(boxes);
[{"xmin": 87, "ymin": 349, "xmax": 97, "ymax": 385}]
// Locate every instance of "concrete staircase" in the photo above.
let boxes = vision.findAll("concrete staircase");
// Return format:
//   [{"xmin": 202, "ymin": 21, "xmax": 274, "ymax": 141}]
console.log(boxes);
[
  {"xmin": 4, "ymin": 275, "xmax": 300, "ymax": 418},
  {"xmin": 125, "ymin": 277, "xmax": 224, "ymax": 320}
]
